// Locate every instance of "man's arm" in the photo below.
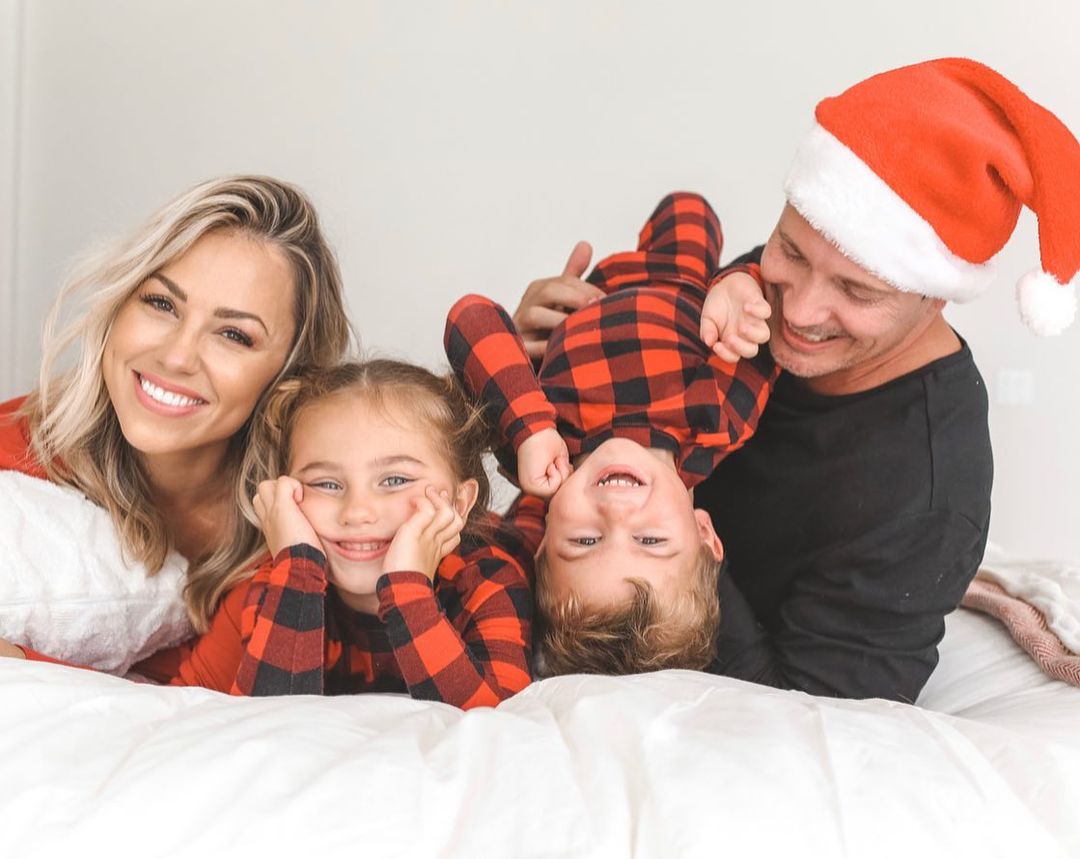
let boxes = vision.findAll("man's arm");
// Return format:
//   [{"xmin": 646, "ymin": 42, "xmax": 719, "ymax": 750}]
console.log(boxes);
[
  {"xmin": 510, "ymin": 242, "xmax": 605, "ymax": 363},
  {"xmin": 710, "ymin": 510, "xmax": 986, "ymax": 702}
]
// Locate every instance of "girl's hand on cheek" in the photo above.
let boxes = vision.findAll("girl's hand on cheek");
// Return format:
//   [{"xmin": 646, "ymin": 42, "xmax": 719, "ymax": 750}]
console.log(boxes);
[
  {"xmin": 383, "ymin": 485, "xmax": 465, "ymax": 580},
  {"xmin": 253, "ymin": 476, "xmax": 322, "ymax": 557}
]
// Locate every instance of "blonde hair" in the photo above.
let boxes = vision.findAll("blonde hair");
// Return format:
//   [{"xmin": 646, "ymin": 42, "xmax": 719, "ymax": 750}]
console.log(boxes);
[
  {"xmin": 197, "ymin": 359, "xmax": 494, "ymax": 624},
  {"xmin": 21, "ymin": 175, "xmax": 354, "ymax": 632},
  {"xmin": 535, "ymin": 544, "xmax": 721, "ymax": 676}
]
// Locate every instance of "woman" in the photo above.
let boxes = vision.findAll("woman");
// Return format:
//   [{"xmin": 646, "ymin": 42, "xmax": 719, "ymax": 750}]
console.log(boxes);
[{"xmin": 0, "ymin": 175, "xmax": 354, "ymax": 658}]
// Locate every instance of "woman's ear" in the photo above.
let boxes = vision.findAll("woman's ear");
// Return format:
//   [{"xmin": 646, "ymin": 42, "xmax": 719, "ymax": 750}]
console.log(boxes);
[
  {"xmin": 693, "ymin": 508, "xmax": 724, "ymax": 562},
  {"xmin": 454, "ymin": 479, "xmax": 480, "ymax": 520}
]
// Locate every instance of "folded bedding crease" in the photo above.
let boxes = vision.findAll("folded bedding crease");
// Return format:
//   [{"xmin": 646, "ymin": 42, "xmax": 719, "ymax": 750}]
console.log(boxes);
[{"xmin": 961, "ymin": 547, "xmax": 1080, "ymax": 686}]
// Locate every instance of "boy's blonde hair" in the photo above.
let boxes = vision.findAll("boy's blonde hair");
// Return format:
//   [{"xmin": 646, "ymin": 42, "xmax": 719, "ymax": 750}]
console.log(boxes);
[
  {"xmin": 535, "ymin": 544, "xmax": 721, "ymax": 676},
  {"xmin": 22, "ymin": 175, "xmax": 354, "ymax": 632},
  {"xmin": 204, "ymin": 359, "xmax": 495, "ymax": 611}
]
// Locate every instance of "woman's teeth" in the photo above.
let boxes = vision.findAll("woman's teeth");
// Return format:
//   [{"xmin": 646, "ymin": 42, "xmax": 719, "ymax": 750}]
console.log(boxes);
[{"xmin": 140, "ymin": 375, "xmax": 203, "ymax": 407}]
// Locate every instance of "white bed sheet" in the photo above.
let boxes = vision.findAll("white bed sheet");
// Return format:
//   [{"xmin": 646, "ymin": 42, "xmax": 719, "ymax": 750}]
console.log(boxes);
[{"xmin": 3, "ymin": 602, "xmax": 1079, "ymax": 859}]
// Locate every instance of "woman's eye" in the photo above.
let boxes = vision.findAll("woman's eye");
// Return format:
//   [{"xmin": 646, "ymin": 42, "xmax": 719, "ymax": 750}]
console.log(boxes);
[
  {"xmin": 380, "ymin": 475, "xmax": 412, "ymax": 488},
  {"xmin": 782, "ymin": 246, "xmax": 805, "ymax": 263},
  {"xmin": 571, "ymin": 537, "xmax": 599, "ymax": 546},
  {"xmin": 222, "ymin": 328, "xmax": 254, "ymax": 347},
  {"xmin": 140, "ymin": 294, "xmax": 175, "ymax": 314}
]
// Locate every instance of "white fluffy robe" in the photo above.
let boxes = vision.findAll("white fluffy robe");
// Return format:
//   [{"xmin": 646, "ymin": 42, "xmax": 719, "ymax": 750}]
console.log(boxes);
[{"xmin": 0, "ymin": 471, "xmax": 192, "ymax": 674}]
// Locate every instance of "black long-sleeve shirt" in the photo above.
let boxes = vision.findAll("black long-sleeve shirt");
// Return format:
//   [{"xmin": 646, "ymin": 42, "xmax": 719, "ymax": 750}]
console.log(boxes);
[{"xmin": 696, "ymin": 247, "xmax": 993, "ymax": 703}]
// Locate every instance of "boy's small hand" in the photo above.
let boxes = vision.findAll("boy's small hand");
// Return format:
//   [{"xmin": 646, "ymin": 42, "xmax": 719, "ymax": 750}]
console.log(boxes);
[
  {"xmin": 517, "ymin": 427, "xmax": 572, "ymax": 499},
  {"xmin": 383, "ymin": 485, "xmax": 465, "ymax": 581},
  {"xmin": 253, "ymin": 476, "xmax": 321, "ymax": 557},
  {"xmin": 0, "ymin": 638, "xmax": 26, "ymax": 659},
  {"xmin": 700, "ymin": 271, "xmax": 772, "ymax": 364}
]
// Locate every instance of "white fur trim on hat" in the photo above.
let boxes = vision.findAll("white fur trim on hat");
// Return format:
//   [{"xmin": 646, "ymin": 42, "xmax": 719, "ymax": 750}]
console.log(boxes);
[
  {"xmin": 784, "ymin": 123, "xmax": 997, "ymax": 302},
  {"xmin": 1016, "ymin": 269, "xmax": 1077, "ymax": 335}
]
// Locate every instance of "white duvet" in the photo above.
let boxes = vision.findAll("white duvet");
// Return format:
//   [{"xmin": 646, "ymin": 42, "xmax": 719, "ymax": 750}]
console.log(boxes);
[
  {"xmin": 2, "ymin": 472, "xmax": 1079, "ymax": 857},
  {"xmin": 2, "ymin": 603, "xmax": 1079, "ymax": 859}
]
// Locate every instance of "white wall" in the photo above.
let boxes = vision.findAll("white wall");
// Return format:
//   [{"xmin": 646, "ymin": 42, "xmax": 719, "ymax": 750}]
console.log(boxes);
[
  {"xmin": 2, "ymin": 0, "xmax": 1078, "ymax": 558},
  {"xmin": 0, "ymin": 0, "xmax": 21, "ymax": 397}
]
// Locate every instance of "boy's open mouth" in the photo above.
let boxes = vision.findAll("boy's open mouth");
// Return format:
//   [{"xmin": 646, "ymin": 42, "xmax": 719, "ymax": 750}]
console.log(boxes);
[{"xmin": 595, "ymin": 466, "xmax": 646, "ymax": 488}]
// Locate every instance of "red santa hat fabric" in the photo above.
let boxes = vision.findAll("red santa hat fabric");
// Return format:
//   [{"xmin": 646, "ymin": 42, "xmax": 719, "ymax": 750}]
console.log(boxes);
[{"xmin": 784, "ymin": 57, "xmax": 1080, "ymax": 335}]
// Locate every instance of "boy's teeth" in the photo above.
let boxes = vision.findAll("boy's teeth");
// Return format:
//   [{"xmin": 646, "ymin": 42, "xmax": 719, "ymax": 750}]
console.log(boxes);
[
  {"xmin": 598, "ymin": 473, "xmax": 641, "ymax": 487},
  {"xmin": 140, "ymin": 375, "xmax": 202, "ymax": 407}
]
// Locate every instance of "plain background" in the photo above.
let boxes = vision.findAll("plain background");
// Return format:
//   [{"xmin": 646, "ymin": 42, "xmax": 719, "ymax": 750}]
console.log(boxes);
[{"xmin": 1, "ymin": 0, "xmax": 1077, "ymax": 559}]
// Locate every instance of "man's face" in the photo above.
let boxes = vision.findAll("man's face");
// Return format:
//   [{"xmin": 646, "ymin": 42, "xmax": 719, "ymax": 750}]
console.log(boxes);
[
  {"xmin": 540, "ymin": 438, "xmax": 722, "ymax": 609},
  {"xmin": 759, "ymin": 205, "xmax": 945, "ymax": 394}
]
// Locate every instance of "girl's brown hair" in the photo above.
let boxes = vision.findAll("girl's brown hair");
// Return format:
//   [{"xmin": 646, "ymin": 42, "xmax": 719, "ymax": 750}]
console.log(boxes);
[{"xmin": 201, "ymin": 359, "xmax": 494, "ymax": 622}]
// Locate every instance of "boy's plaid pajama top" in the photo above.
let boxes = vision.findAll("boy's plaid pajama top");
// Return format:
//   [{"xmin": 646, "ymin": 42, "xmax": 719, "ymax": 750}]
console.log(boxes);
[
  {"xmin": 136, "ymin": 494, "xmax": 544, "ymax": 709},
  {"xmin": 444, "ymin": 192, "xmax": 779, "ymax": 489}
]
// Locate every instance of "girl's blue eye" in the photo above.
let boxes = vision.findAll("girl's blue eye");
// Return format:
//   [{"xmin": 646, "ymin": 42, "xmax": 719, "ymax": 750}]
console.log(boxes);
[
  {"xmin": 311, "ymin": 480, "xmax": 342, "ymax": 491},
  {"xmin": 381, "ymin": 476, "xmax": 411, "ymax": 488}
]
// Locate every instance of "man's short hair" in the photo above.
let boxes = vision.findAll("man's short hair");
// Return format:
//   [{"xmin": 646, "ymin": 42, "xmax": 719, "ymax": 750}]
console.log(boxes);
[{"xmin": 534, "ymin": 544, "xmax": 722, "ymax": 676}]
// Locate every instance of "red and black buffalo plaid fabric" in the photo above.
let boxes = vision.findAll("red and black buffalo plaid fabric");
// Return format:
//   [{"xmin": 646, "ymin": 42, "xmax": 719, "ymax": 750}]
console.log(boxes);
[
  {"xmin": 444, "ymin": 192, "xmax": 779, "ymax": 488},
  {"xmin": 138, "ymin": 495, "xmax": 543, "ymax": 709}
]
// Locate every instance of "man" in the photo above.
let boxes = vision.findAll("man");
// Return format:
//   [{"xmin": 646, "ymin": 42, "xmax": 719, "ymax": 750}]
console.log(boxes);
[{"xmin": 511, "ymin": 58, "xmax": 1079, "ymax": 702}]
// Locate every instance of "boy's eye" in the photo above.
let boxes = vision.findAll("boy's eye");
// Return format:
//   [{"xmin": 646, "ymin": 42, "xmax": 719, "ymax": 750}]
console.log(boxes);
[
  {"xmin": 380, "ymin": 475, "xmax": 413, "ymax": 488},
  {"xmin": 222, "ymin": 328, "xmax": 254, "ymax": 347},
  {"xmin": 141, "ymin": 293, "xmax": 175, "ymax": 314}
]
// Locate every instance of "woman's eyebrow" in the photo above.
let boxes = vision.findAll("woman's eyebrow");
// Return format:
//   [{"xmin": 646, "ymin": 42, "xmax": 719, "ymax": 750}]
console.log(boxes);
[{"xmin": 149, "ymin": 272, "xmax": 270, "ymax": 335}]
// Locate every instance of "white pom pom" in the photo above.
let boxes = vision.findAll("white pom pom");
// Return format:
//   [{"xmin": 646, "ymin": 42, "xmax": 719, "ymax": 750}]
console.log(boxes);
[{"xmin": 1016, "ymin": 269, "xmax": 1077, "ymax": 336}]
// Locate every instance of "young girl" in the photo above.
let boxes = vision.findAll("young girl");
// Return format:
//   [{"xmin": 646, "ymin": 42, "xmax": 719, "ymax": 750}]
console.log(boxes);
[{"xmin": 135, "ymin": 359, "xmax": 542, "ymax": 709}]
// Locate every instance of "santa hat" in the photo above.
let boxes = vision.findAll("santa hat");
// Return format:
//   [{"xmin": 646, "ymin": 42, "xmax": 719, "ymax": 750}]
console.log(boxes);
[{"xmin": 784, "ymin": 58, "xmax": 1080, "ymax": 335}]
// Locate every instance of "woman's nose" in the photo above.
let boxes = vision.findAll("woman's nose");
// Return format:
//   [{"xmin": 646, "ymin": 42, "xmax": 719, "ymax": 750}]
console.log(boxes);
[{"xmin": 157, "ymin": 324, "xmax": 202, "ymax": 374}]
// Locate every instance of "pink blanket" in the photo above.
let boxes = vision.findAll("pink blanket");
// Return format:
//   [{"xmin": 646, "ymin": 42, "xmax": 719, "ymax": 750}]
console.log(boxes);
[{"xmin": 961, "ymin": 574, "xmax": 1080, "ymax": 687}]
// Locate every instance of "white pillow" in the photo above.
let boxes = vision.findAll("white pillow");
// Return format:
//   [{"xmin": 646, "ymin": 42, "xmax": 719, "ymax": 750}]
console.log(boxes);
[{"xmin": 0, "ymin": 471, "xmax": 193, "ymax": 674}]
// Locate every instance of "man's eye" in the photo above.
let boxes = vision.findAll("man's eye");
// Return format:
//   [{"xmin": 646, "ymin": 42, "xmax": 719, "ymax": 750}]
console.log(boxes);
[
  {"xmin": 844, "ymin": 287, "xmax": 881, "ymax": 305},
  {"xmin": 571, "ymin": 537, "xmax": 599, "ymax": 546},
  {"xmin": 141, "ymin": 294, "xmax": 175, "ymax": 314},
  {"xmin": 380, "ymin": 476, "xmax": 412, "ymax": 488}
]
